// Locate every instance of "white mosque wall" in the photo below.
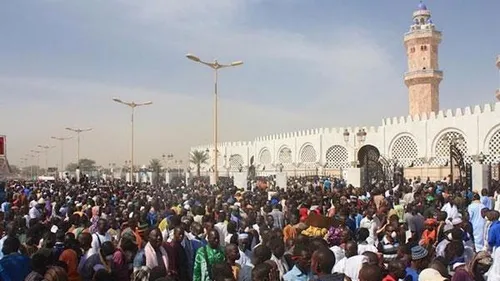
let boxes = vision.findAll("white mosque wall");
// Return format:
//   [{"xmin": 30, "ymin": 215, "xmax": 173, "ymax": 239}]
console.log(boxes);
[{"xmin": 190, "ymin": 102, "xmax": 500, "ymax": 178}]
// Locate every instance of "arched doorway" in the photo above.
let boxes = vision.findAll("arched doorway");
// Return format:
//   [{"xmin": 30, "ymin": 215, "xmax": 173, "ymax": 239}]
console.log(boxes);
[{"xmin": 357, "ymin": 145, "xmax": 385, "ymax": 188}]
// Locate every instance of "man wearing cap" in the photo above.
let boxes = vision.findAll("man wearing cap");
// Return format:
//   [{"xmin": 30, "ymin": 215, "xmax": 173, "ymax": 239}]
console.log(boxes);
[
  {"xmin": 236, "ymin": 233, "xmax": 252, "ymax": 266},
  {"xmin": 405, "ymin": 245, "xmax": 429, "ymax": 281}
]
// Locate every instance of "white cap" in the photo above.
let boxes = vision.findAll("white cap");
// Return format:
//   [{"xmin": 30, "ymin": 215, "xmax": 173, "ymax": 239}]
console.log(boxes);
[
  {"xmin": 452, "ymin": 217, "xmax": 463, "ymax": 225},
  {"xmin": 50, "ymin": 225, "xmax": 59, "ymax": 234},
  {"xmin": 419, "ymin": 268, "xmax": 447, "ymax": 281}
]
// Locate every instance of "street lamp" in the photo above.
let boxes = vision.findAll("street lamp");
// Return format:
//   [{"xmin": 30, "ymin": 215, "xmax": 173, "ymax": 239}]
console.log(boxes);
[
  {"xmin": 186, "ymin": 53, "xmax": 243, "ymax": 184},
  {"xmin": 26, "ymin": 154, "xmax": 35, "ymax": 179},
  {"xmin": 163, "ymin": 153, "xmax": 174, "ymax": 168},
  {"xmin": 478, "ymin": 152, "xmax": 485, "ymax": 164},
  {"xmin": 65, "ymin": 127, "xmax": 93, "ymax": 167},
  {"xmin": 38, "ymin": 145, "xmax": 55, "ymax": 174},
  {"xmin": 343, "ymin": 128, "xmax": 367, "ymax": 167},
  {"xmin": 112, "ymin": 98, "xmax": 153, "ymax": 184},
  {"xmin": 175, "ymin": 160, "xmax": 183, "ymax": 177},
  {"xmin": 51, "ymin": 136, "xmax": 72, "ymax": 173},
  {"xmin": 30, "ymin": 150, "xmax": 41, "ymax": 177}
]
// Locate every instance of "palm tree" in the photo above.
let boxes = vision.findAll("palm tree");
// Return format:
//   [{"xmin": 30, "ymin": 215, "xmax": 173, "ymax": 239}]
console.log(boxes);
[
  {"xmin": 190, "ymin": 150, "xmax": 209, "ymax": 177},
  {"xmin": 149, "ymin": 158, "xmax": 163, "ymax": 185}
]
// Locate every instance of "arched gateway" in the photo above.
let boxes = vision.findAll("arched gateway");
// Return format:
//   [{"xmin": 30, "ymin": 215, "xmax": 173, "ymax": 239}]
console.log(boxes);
[{"xmin": 357, "ymin": 145, "xmax": 387, "ymax": 188}]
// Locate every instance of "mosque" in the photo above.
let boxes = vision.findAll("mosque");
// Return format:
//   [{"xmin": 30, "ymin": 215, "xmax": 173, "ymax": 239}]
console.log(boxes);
[{"xmin": 190, "ymin": 3, "xmax": 500, "ymax": 185}]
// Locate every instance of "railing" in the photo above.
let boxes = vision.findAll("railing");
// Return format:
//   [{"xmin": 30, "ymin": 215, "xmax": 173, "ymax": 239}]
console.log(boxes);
[
  {"xmin": 404, "ymin": 29, "xmax": 442, "ymax": 37},
  {"xmin": 404, "ymin": 69, "xmax": 443, "ymax": 77}
]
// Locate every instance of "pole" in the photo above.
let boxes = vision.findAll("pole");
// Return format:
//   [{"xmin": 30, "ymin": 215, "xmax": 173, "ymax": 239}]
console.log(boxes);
[
  {"xmin": 131, "ymin": 107, "xmax": 135, "ymax": 184},
  {"xmin": 449, "ymin": 144, "xmax": 453, "ymax": 186},
  {"xmin": 36, "ymin": 154, "xmax": 40, "ymax": 177},
  {"xmin": 61, "ymin": 140, "xmax": 64, "ymax": 172},
  {"xmin": 45, "ymin": 150, "xmax": 48, "ymax": 173},
  {"xmin": 214, "ymin": 68, "xmax": 218, "ymax": 184},
  {"xmin": 77, "ymin": 132, "xmax": 80, "ymax": 167}
]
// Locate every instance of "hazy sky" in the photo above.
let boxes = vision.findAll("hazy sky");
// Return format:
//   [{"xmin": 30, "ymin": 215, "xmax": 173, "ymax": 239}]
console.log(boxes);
[{"xmin": 1, "ymin": 0, "xmax": 499, "ymax": 168}]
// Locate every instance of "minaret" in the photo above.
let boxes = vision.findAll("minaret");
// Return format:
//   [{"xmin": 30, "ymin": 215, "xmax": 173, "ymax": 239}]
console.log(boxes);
[
  {"xmin": 404, "ymin": 2, "xmax": 443, "ymax": 116},
  {"xmin": 496, "ymin": 55, "xmax": 500, "ymax": 101}
]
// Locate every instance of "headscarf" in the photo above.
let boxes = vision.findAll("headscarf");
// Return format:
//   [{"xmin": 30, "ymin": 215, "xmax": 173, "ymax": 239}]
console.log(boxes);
[
  {"xmin": 89, "ymin": 206, "xmax": 100, "ymax": 233},
  {"xmin": 44, "ymin": 266, "xmax": 68, "ymax": 281},
  {"xmin": 466, "ymin": 251, "xmax": 492, "ymax": 277}
]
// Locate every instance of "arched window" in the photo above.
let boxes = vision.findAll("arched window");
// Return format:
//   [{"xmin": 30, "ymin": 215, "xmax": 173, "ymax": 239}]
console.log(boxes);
[
  {"xmin": 278, "ymin": 147, "xmax": 292, "ymax": 165},
  {"xmin": 485, "ymin": 129, "xmax": 500, "ymax": 164},
  {"xmin": 229, "ymin": 155, "xmax": 244, "ymax": 171},
  {"xmin": 259, "ymin": 149, "xmax": 272, "ymax": 165},
  {"xmin": 300, "ymin": 145, "xmax": 317, "ymax": 163},
  {"xmin": 324, "ymin": 145, "xmax": 349, "ymax": 168},
  {"xmin": 430, "ymin": 131, "xmax": 470, "ymax": 166},
  {"xmin": 391, "ymin": 135, "xmax": 419, "ymax": 167}
]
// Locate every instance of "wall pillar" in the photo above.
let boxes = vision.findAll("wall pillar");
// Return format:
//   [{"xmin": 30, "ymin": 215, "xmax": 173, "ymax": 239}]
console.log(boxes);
[
  {"xmin": 343, "ymin": 167, "xmax": 361, "ymax": 187},
  {"xmin": 472, "ymin": 163, "xmax": 489, "ymax": 193}
]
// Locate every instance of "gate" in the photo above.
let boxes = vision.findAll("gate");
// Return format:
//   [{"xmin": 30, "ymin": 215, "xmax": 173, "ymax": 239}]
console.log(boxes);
[
  {"xmin": 466, "ymin": 163, "xmax": 472, "ymax": 190},
  {"xmin": 358, "ymin": 145, "xmax": 386, "ymax": 189}
]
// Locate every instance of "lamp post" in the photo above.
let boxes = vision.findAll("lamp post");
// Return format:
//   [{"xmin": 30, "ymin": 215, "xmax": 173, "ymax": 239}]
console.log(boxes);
[
  {"xmin": 112, "ymin": 98, "xmax": 153, "ymax": 184},
  {"xmin": 175, "ymin": 160, "xmax": 183, "ymax": 178},
  {"xmin": 20, "ymin": 157, "xmax": 27, "ymax": 178},
  {"xmin": 343, "ymin": 129, "xmax": 367, "ymax": 167},
  {"xmin": 26, "ymin": 154, "xmax": 34, "ymax": 179},
  {"xmin": 478, "ymin": 152, "xmax": 485, "ymax": 164},
  {"xmin": 38, "ymin": 145, "xmax": 55, "ymax": 174},
  {"xmin": 51, "ymin": 136, "xmax": 72, "ymax": 173},
  {"xmin": 65, "ymin": 127, "xmax": 92, "ymax": 167},
  {"xmin": 186, "ymin": 53, "xmax": 243, "ymax": 184},
  {"xmin": 163, "ymin": 153, "xmax": 174, "ymax": 168},
  {"xmin": 30, "ymin": 150, "xmax": 41, "ymax": 177}
]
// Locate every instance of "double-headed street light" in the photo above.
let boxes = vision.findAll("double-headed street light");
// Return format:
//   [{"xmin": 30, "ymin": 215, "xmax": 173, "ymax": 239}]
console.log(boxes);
[
  {"xmin": 51, "ymin": 136, "xmax": 72, "ymax": 173},
  {"xmin": 65, "ymin": 127, "xmax": 93, "ymax": 167},
  {"xmin": 343, "ymin": 129, "xmax": 367, "ymax": 167},
  {"xmin": 30, "ymin": 150, "xmax": 41, "ymax": 177},
  {"xmin": 38, "ymin": 145, "xmax": 55, "ymax": 173},
  {"xmin": 113, "ymin": 98, "xmax": 153, "ymax": 184},
  {"xmin": 186, "ymin": 53, "xmax": 243, "ymax": 184}
]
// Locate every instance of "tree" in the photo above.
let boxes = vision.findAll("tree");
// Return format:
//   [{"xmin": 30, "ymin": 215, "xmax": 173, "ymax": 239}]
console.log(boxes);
[
  {"xmin": 66, "ymin": 158, "xmax": 96, "ymax": 173},
  {"xmin": 66, "ymin": 163, "xmax": 78, "ymax": 172},
  {"xmin": 149, "ymin": 158, "xmax": 163, "ymax": 185},
  {"xmin": 21, "ymin": 166, "xmax": 45, "ymax": 179},
  {"xmin": 190, "ymin": 150, "xmax": 209, "ymax": 177},
  {"xmin": 10, "ymin": 165, "xmax": 20, "ymax": 175}
]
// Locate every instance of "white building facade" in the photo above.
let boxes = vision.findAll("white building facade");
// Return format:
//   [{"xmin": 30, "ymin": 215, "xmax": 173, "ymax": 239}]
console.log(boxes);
[{"xmin": 190, "ymin": 3, "xmax": 500, "ymax": 183}]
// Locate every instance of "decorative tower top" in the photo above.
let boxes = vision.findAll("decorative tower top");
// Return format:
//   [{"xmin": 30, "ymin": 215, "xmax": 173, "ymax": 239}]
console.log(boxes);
[
  {"xmin": 403, "ymin": 2, "xmax": 443, "ymax": 117},
  {"xmin": 409, "ymin": 1, "xmax": 436, "ymax": 32}
]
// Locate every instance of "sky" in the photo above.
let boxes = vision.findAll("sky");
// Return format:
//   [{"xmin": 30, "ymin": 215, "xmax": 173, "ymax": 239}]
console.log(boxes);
[{"xmin": 1, "ymin": 0, "xmax": 499, "ymax": 169}]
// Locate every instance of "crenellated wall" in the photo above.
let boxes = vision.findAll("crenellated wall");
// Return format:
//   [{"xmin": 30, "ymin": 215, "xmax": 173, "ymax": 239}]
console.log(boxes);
[{"xmin": 190, "ymin": 102, "xmax": 500, "ymax": 179}]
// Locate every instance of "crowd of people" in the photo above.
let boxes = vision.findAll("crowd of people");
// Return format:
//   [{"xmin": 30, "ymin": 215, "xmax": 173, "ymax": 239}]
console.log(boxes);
[{"xmin": 0, "ymin": 175, "xmax": 500, "ymax": 281}]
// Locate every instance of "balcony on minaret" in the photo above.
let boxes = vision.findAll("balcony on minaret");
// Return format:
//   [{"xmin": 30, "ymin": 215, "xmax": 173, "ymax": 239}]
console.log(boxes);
[{"xmin": 404, "ymin": 69, "xmax": 443, "ymax": 86}]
